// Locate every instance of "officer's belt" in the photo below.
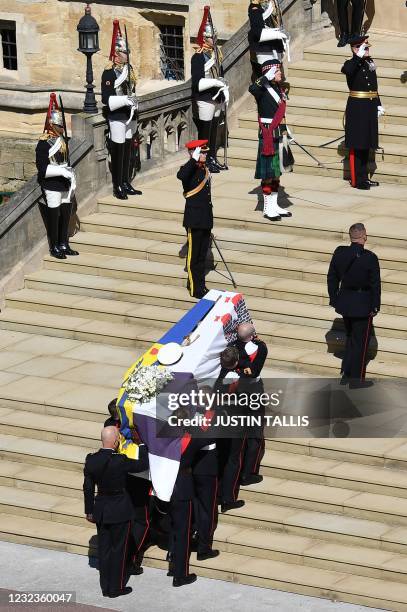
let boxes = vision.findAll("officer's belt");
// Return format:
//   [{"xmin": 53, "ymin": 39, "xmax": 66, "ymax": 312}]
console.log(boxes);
[
  {"xmin": 183, "ymin": 168, "xmax": 209, "ymax": 198},
  {"xmin": 349, "ymin": 91, "xmax": 378, "ymax": 99},
  {"xmin": 97, "ymin": 488, "xmax": 125, "ymax": 496}
]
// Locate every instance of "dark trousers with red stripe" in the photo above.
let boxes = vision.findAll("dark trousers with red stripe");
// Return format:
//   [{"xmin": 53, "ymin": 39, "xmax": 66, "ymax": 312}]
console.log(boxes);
[
  {"xmin": 127, "ymin": 477, "xmax": 151, "ymax": 563},
  {"xmin": 97, "ymin": 520, "xmax": 132, "ymax": 596},
  {"xmin": 194, "ymin": 475, "xmax": 218, "ymax": 554},
  {"xmin": 241, "ymin": 437, "xmax": 265, "ymax": 479},
  {"xmin": 342, "ymin": 316, "xmax": 372, "ymax": 379},
  {"xmin": 349, "ymin": 148, "xmax": 369, "ymax": 187},
  {"xmin": 219, "ymin": 437, "xmax": 246, "ymax": 503},
  {"xmin": 169, "ymin": 499, "xmax": 192, "ymax": 578}
]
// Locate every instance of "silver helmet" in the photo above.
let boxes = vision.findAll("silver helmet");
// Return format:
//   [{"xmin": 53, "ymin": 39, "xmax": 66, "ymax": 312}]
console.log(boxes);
[{"xmin": 50, "ymin": 110, "xmax": 63, "ymax": 127}]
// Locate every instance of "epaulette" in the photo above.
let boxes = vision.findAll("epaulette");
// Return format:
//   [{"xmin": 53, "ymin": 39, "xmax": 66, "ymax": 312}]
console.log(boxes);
[
  {"xmin": 104, "ymin": 61, "xmax": 114, "ymax": 70},
  {"xmin": 195, "ymin": 47, "xmax": 204, "ymax": 54},
  {"xmin": 255, "ymin": 77, "xmax": 262, "ymax": 86},
  {"xmin": 39, "ymin": 133, "xmax": 51, "ymax": 141}
]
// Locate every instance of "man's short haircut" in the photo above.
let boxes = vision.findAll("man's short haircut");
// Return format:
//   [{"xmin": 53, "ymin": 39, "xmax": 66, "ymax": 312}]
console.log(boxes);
[
  {"xmin": 220, "ymin": 346, "xmax": 239, "ymax": 370},
  {"xmin": 237, "ymin": 322, "xmax": 256, "ymax": 342},
  {"xmin": 349, "ymin": 223, "xmax": 366, "ymax": 240},
  {"xmin": 108, "ymin": 398, "xmax": 118, "ymax": 418}
]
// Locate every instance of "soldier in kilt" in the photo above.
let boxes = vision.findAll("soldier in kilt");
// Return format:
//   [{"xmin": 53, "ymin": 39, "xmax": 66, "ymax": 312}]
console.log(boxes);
[{"xmin": 249, "ymin": 59, "xmax": 293, "ymax": 221}]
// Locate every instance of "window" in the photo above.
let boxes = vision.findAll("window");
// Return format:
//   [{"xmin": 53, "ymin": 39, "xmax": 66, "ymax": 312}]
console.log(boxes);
[
  {"xmin": 0, "ymin": 21, "xmax": 17, "ymax": 70},
  {"xmin": 159, "ymin": 25, "xmax": 184, "ymax": 81}
]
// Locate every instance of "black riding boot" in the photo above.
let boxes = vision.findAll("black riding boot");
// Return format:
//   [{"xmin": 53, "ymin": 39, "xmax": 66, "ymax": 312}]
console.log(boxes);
[
  {"xmin": 58, "ymin": 201, "xmax": 79, "ymax": 256},
  {"xmin": 209, "ymin": 116, "xmax": 227, "ymax": 170},
  {"xmin": 123, "ymin": 139, "xmax": 142, "ymax": 195},
  {"xmin": 45, "ymin": 206, "xmax": 66, "ymax": 259},
  {"xmin": 111, "ymin": 142, "xmax": 128, "ymax": 200}
]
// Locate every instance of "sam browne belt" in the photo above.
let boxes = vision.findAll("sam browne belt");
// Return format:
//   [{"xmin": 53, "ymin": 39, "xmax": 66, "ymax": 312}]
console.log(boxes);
[{"xmin": 349, "ymin": 91, "xmax": 378, "ymax": 99}]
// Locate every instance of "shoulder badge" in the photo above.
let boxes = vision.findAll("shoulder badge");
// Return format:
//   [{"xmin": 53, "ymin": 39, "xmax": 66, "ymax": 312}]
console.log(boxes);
[{"xmin": 39, "ymin": 133, "xmax": 51, "ymax": 141}]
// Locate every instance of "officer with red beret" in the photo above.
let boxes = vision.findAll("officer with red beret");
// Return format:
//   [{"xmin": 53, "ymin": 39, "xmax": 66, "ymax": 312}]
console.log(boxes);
[{"xmin": 177, "ymin": 140, "xmax": 213, "ymax": 299}]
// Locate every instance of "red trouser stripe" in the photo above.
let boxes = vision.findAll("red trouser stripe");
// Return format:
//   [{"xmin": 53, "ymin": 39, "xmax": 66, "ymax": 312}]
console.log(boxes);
[
  {"xmin": 185, "ymin": 500, "xmax": 192, "ymax": 576},
  {"xmin": 349, "ymin": 148, "xmax": 356, "ymax": 187},
  {"xmin": 120, "ymin": 521, "xmax": 131, "ymax": 589},
  {"xmin": 360, "ymin": 315, "xmax": 373, "ymax": 380},
  {"xmin": 253, "ymin": 438, "xmax": 264, "ymax": 473},
  {"xmin": 232, "ymin": 436, "xmax": 246, "ymax": 501}
]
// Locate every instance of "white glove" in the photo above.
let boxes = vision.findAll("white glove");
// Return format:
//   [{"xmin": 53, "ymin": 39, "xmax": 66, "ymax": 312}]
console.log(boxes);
[
  {"xmin": 265, "ymin": 66, "xmax": 278, "ymax": 81},
  {"xmin": 192, "ymin": 146, "xmax": 201, "ymax": 161},
  {"xmin": 377, "ymin": 105, "xmax": 385, "ymax": 117},
  {"xmin": 212, "ymin": 85, "xmax": 229, "ymax": 104},
  {"xmin": 357, "ymin": 43, "xmax": 367, "ymax": 58},
  {"xmin": 260, "ymin": 28, "xmax": 287, "ymax": 43},
  {"xmin": 45, "ymin": 165, "xmax": 73, "ymax": 180},
  {"xmin": 108, "ymin": 95, "xmax": 131, "ymax": 112},
  {"xmin": 198, "ymin": 77, "xmax": 225, "ymax": 92},
  {"xmin": 262, "ymin": 2, "xmax": 274, "ymax": 20},
  {"xmin": 128, "ymin": 95, "xmax": 138, "ymax": 109}
]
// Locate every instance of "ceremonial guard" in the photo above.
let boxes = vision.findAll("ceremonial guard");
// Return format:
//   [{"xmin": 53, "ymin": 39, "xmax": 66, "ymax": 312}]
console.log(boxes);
[
  {"xmin": 83, "ymin": 426, "xmax": 149, "ymax": 598},
  {"xmin": 191, "ymin": 7, "xmax": 229, "ymax": 173},
  {"xmin": 35, "ymin": 93, "xmax": 78, "ymax": 259},
  {"xmin": 248, "ymin": 0, "xmax": 289, "ymax": 78},
  {"xmin": 249, "ymin": 59, "xmax": 294, "ymax": 220},
  {"xmin": 336, "ymin": 0, "xmax": 365, "ymax": 47},
  {"xmin": 101, "ymin": 19, "xmax": 141, "ymax": 200},
  {"xmin": 177, "ymin": 140, "xmax": 213, "ymax": 299},
  {"xmin": 342, "ymin": 35, "xmax": 384, "ymax": 190},
  {"xmin": 327, "ymin": 223, "xmax": 381, "ymax": 387}
]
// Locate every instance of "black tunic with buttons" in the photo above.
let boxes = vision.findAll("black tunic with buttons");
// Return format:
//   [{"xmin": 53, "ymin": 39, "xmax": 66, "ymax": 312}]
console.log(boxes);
[
  {"xmin": 248, "ymin": 3, "xmax": 284, "ymax": 57},
  {"xmin": 177, "ymin": 158, "xmax": 213, "ymax": 230},
  {"xmin": 342, "ymin": 55, "xmax": 380, "ymax": 150}
]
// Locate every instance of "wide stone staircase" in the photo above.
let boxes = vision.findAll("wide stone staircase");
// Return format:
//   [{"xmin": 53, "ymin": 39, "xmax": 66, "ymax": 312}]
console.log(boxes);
[{"xmin": 0, "ymin": 33, "xmax": 407, "ymax": 609}]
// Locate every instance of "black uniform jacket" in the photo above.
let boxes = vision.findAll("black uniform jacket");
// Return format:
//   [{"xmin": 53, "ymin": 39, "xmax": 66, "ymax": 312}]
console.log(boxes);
[
  {"xmin": 234, "ymin": 338, "xmax": 268, "ymax": 379},
  {"xmin": 101, "ymin": 66, "xmax": 132, "ymax": 121},
  {"xmin": 36, "ymin": 137, "xmax": 70, "ymax": 193},
  {"xmin": 177, "ymin": 158, "xmax": 213, "ymax": 230},
  {"xmin": 83, "ymin": 446, "xmax": 148, "ymax": 524},
  {"xmin": 249, "ymin": 77, "xmax": 282, "ymax": 121},
  {"xmin": 342, "ymin": 55, "xmax": 380, "ymax": 150},
  {"xmin": 327, "ymin": 242, "xmax": 381, "ymax": 318},
  {"xmin": 248, "ymin": 2, "xmax": 284, "ymax": 57},
  {"xmin": 171, "ymin": 438, "xmax": 213, "ymax": 501},
  {"xmin": 191, "ymin": 51, "xmax": 223, "ymax": 102}
]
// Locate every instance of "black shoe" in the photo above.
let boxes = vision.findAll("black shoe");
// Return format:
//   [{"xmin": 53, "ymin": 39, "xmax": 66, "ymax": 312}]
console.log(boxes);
[
  {"xmin": 265, "ymin": 215, "xmax": 281, "ymax": 221},
  {"xmin": 173, "ymin": 574, "xmax": 197, "ymax": 587},
  {"xmin": 108, "ymin": 587, "xmax": 132, "ymax": 598},
  {"xmin": 214, "ymin": 158, "xmax": 228, "ymax": 171},
  {"xmin": 197, "ymin": 549, "xmax": 220, "ymax": 561},
  {"xmin": 123, "ymin": 181, "xmax": 142, "ymax": 195},
  {"xmin": 355, "ymin": 182, "xmax": 370, "ymax": 190},
  {"xmin": 59, "ymin": 243, "xmax": 79, "ymax": 256},
  {"xmin": 113, "ymin": 184, "xmax": 128, "ymax": 200},
  {"xmin": 367, "ymin": 179, "xmax": 379, "ymax": 187},
  {"xmin": 337, "ymin": 33, "xmax": 349, "ymax": 47},
  {"xmin": 49, "ymin": 246, "xmax": 67, "ymax": 259},
  {"xmin": 130, "ymin": 565, "xmax": 144, "ymax": 576},
  {"xmin": 349, "ymin": 380, "xmax": 374, "ymax": 389},
  {"xmin": 277, "ymin": 210, "xmax": 292, "ymax": 218},
  {"xmin": 340, "ymin": 375, "xmax": 350, "ymax": 386},
  {"xmin": 207, "ymin": 157, "xmax": 220, "ymax": 173},
  {"xmin": 240, "ymin": 474, "xmax": 263, "ymax": 486},
  {"xmin": 221, "ymin": 500, "xmax": 245, "ymax": 513}
]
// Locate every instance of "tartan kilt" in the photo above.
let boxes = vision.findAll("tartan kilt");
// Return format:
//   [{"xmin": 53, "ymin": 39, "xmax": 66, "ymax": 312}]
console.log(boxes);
[{"xmin": 254, "ymin": 130, "xmax": 281, "ymax": 180}]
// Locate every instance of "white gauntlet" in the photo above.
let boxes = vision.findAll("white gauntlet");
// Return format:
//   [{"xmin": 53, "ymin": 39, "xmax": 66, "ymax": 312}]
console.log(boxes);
[
  {"xmin": 108, "ymin": 95, "xmax": 132, "ymax": 112},
  {"xmin": 198, "ymin": 78, "xmax": 225, "ymax": 92}
]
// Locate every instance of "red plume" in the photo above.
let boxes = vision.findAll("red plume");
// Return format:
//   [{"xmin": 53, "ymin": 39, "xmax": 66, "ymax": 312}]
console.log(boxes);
[
  {"xmin": 109, "ymin": 19, "xmax": 122, "ymax": 61},
  {"xmin": 197, "ymin": 6, "xmax": 210, "ymax": 48},
  {"xmin": 43, "ymin": 92, "xmax": 59, "ymax": 133}
]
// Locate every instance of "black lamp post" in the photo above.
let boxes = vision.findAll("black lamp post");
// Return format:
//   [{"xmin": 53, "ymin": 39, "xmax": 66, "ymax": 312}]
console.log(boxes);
[{"xmin": 77, "ymin": 3, "xmax": 100, "ymax": 113}]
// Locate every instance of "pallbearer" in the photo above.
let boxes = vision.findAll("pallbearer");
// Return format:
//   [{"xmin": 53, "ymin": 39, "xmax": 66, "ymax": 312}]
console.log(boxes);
[
  {"xmin": 101, "ymin": 19, "xmax": 141, "ymax": 200},
  {"xmin": 35, "ymin": 93, "xmax": 78, "ymax": 259},
  {"xmin": 248, "ymin": 0, "xmax": 289, "ymax": 79},
  {"xmin": 177, "ymin": 140, "xmax": 213, "ymax": 299},
  {"xmin": 191, "ymin": 6, "xmax": 229, "ymax": 173},
  {"xmin": 249, "ymin": 59, "xmax": 294, "ymax": 221},
  {"xmin": 342, "ymin": 35, "xmax": 384, "ymax": 190}
]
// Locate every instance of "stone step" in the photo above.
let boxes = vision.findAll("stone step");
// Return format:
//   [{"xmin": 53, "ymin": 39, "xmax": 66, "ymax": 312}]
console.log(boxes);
[
  {"xmin": 288, "ymin": 60, "xmax": 407, "ymax": 88},
  {"xmin": 0, "ymin": 460, "xmax": 83, "ymax": 499},
  {"xmin": 239, "ymin": 474, "xmax": 407, "ymax": 526},
  {"xmin": 95, "ymin": 180, "xmax": 407, "ymax": 249},
  {"xmin": 261, "ymin": 449, "xmax": 407, "ymax": 499},
  {"xmin": 0, "ymin": 406, "xmax": 100, "ymax": 449},
  {"xmin": 229, "ymin": 127, "xmax": 407, "ymax": 165},
  {"xmin": 220, "ymin": 499, "xmax": 407, "ymax": 556},
  {"xmin": 265, "ymin": 438, "xmax": 407, "ymax": 471},
  {"xmin": 8, "ymin": 287, "xmax": 407, "ymax": 346},
  {"xmin": 1, "ymin": 514, "xmax": 406, "ymax": 610},
  {"xmin": 287, "ymin": 76, "xmax": 407, "ymax": 107},
  {"xmin": 239, "ymin": 111, "xmax": 407, "ymax": 144},
  {"xmin": 303, "ymin": 46, "xmax": 407, "ymax": 71},
  {"xmin": 42, "ymin": 248, "xmax": 407, "ymax": 298},
  {"xmin": 228, "ymin": 148, "xmax": 407, "ymax": 185},
  {"xmin": 285, "ymin": 94, "xmax": 407, "ymax": 125},
  {"xmin": 0, "ymin": 433, "xmax": 86, "ymax": 472}
]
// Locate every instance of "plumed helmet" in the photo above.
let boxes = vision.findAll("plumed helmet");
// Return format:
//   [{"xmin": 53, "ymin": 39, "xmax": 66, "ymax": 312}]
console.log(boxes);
[{"xmin": 50, "ymin": 110, "xmax": 63, "ymax": 127}]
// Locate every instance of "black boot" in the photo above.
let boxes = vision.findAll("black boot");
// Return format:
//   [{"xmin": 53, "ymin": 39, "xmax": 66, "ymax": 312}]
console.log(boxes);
[
  {"xmin": 45, "ymin": 206, "xmax": 66, "ymax": 259},
  {"xmin": 58, "ymin": 201, "xmax": 79, "ymax": 256},
  {"xmin": 209, "ymin": 116, "xmax": 228, "ymax": 170},
  {"xmin": 123, "ymin": 139, "xmax": 142, "ymax": 195},
  {"xmin": 111, "ymin": 142, "xmax": 128, "ymax": 200},
  {"xmin": 337, "ymin": 32, "xmax": 349, "ymax": 47},
  {"xmin": 198, "ymin": 119, "xmax": 212, "ymax": 142}
]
